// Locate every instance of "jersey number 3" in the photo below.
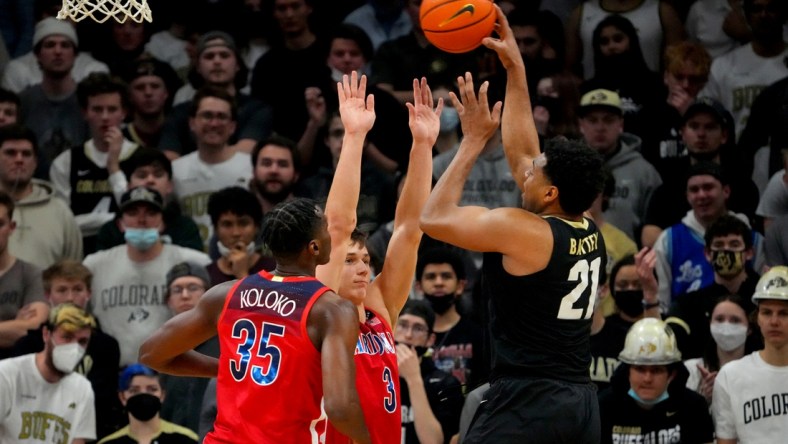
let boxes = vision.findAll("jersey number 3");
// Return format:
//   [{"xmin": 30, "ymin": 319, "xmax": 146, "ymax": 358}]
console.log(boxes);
[
  {"xmin": 230, "ymin": 319, "xmax": 286, "ymax": 385},
  {"xmin": 557, "ymin": 257, "xmax": 601, "ymax": 320}
]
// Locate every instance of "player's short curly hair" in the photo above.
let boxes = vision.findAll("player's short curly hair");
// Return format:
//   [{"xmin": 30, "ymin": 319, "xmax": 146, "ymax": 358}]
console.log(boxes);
[
  {"xmin": 261, "ymin": 198, "xmax": 324, "ymax": 260},
  {"xmin": 542, "ymin": 138, "xmax": 605, "ymax": 215}
]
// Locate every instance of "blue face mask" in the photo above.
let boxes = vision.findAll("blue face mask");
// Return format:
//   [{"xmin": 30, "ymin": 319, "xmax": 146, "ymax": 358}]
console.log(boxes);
[
  {"xmin": 628, "ymin": 388, "xmax": 669, "ymax": 407},
  {"xmin": 439, "ymin": 107, "xmax": 460, "ymax": 134},
  {"xmin": 124, "ymin": 227, "xmax": 160, "ymax": 250}
]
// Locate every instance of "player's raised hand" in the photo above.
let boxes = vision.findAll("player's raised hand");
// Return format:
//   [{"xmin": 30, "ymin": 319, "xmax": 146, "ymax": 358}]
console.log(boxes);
[
  {"xmin": 337, "ymin": 71, "xmax": 375, "ymax": 136},
  {"xmin": 481, "ymin": 4, "xmax": 523, "ymax": 70},
  {"xmin": 450, "ymin": 72, "xmax": 502, "ymax": 146},
  {"xmin": 407, "ymin": 77, "xmax": 443, "ymax": 147}
]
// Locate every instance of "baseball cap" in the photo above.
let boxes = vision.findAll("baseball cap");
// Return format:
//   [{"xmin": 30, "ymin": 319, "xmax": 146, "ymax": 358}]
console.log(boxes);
[
  {"xmin": 120, "ymin": 186, "xmax": 164, "ymax": 213},
  {"xmin": 686, "ymin": 160, "xmax": 728, "ymax": 186},
  {"xmin": 118, "ymin": 363, "xmax": 158, "ymax": 391},
  {"xmin": 120, "ymin": 58, "xmax": 182, "ymax": 95},
  {"xmin": 682, "ymin": 97, "xmax": 729, "ymax": 126},
  {"xmin": 166, "ymin": 262, "xmax": 211, "ymax": 289},
  {"xmin": 33, "ymin": 17, "xmax": 78, "ymax": 48},
  {"xmin": 48, "ymin": 303, "xmax": 96, "ymax": 332},
  {"xmin": 579, "ymin": 89, "xmax": 623, "ymax": 116},
  {"xmin": 196, "ymin": 31, "xmax": 237, "ymax": 57}
]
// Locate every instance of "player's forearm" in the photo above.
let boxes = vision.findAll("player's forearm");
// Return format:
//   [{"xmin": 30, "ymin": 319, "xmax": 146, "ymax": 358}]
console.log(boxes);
[
  {"xmin": 394, "ymin": 140, "xmax": 433, "ymax": 234},
  {"xmin": 406, "ymin": 378, "xmax": 444, "ymax": 444},
  {"xmin": 501, "ymin": 61, "xmax": 539, "ymax": 182},
  {"xmin": 420, "ymin": 138, "xmax": 482, "ymax": 234},
  {"xmin": 325, "ymin": 398, "xmax": 371, "ymax": 444},
  {"xmin": 324, "ymin": 132, "xmax": 366, "ymax": 233},
  {"xmin": 140, "ymin": 349, "xmax": 218, "ymax": 377}
]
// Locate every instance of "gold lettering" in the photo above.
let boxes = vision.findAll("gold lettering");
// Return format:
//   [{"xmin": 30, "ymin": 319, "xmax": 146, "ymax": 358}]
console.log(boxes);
[
  {"xmin": 19, "ymin": 412, "xmax": 31, "ymax": 439},
  {"xmin": 569, "ymin": 239, "xmax": 577, "ymax": 255}
]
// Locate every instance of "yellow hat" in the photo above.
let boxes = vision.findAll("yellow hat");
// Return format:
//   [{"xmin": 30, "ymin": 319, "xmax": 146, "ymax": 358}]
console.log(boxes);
[{"xmin": 579, "ymin": 89, "xmax": 623, "ymax": 115}]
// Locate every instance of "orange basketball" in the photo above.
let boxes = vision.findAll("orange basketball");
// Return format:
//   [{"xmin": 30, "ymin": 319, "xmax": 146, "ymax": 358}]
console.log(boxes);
[{"xmin": 420, "ymin": 0, "xmax": 496, "ymax": 54}]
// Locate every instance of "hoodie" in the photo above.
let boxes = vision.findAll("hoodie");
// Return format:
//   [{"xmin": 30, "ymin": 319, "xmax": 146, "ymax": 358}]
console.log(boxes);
[
  {"xmin": 9, "ymin": 179, "xmax": 83, "ymax": 269},
  {"xmin": 603, "ymin": 133, "xmax": 663, "ymax": 239},
  {"xmin": 598, "ymin": 363, "xmax": 714, "ymax": 444}
]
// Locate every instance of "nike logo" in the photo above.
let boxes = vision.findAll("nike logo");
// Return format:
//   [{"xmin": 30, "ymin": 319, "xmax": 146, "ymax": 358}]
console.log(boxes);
[
  {"xmin": 77, "ymin": 169, "xmax": 91, "ymax": 176},
  {"xmin": 439, "ymin": 4, "xmax": 475, "ymax": 27},
  {"xmin": 666, "ymin": 411, "xmax": 677, "ymax": 417}
]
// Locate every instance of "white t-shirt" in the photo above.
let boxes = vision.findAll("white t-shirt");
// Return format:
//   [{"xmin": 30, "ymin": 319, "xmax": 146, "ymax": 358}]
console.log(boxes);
[
  {"xmin": 686, "ymin": 0, "xmax": 740, "ymax": 59},
  {"xmin": 700, "ymin": 45, "xmax": 788, "ymax": 141},
  {"xmin": 713, "ymin": 351, "xmax": 788, "ymax": 443},
  {"xmin": 755, "ymin": 169, "xmax": 788, "ymax": 219},
  {"xmin": 0, "ymin": 354, "xmax": 96, "ymax": 443},
  {"xmin": 172, "ymin": 151, "xmax": 252, "ymax": 250},
  {"xmin": 84, "ymin": 244, "xmax": 210, "ymax": 365}
]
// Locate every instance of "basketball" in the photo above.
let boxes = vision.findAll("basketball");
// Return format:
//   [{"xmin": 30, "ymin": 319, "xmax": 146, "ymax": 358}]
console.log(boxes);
[{"xmin": 420, "ymin": 0, "xmax": 496, "ymax": 54}]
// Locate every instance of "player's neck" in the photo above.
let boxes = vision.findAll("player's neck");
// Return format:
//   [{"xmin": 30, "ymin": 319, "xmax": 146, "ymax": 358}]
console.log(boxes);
[
  {"xmin": 434, "ymin": 308, "xmax": 461, "ymax": 333},
  {"xmin": 273, "ymin": 264, "xmax": 314, "ymax": 278}
]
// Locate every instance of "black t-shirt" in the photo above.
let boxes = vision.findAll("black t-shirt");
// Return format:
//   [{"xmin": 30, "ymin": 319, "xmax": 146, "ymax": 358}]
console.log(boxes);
[
  {"xmin": 590, "ymin": 315, "xmax": 633, "ymax": 392},
  {"xmin": 400, "ymin": 358, "xmax": 464, "ymax": 444},
  {"xmin": 483, "ymin": 217, "xmax": 607, "ymax": 383},
  {"xmin": 432, "ymin": 316, "xmax": 486, "ymax": 390}
]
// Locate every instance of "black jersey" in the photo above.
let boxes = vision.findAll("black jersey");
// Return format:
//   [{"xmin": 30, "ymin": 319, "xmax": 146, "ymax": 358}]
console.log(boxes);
[{"xmin": 483, "ymin": 216, "xmax": 606, "ymax": 384}]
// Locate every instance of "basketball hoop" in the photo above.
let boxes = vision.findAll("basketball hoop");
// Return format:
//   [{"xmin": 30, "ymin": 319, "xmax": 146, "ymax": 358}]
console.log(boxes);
[{"xmin": 57, "ymin": 0, "xmax": 152, "ymax": 23}]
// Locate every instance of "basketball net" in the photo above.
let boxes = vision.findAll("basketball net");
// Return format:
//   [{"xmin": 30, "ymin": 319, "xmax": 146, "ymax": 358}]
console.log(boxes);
[{"xmin": 57, "ymin": 0, "xmax": 152, "ymax": 23}]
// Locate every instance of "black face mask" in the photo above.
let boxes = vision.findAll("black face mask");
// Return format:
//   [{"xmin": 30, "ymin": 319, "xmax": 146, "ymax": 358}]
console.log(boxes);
[
  {"xmin": 126, "ymin": 393, "xmax": 161, "ymax": 421},
  {"xmin": 424, "ymin": 294, "xmax": 455, "ymax": 315},
  {"xmin": 613, "ymin": 290, "xmax": 644, "ymax": 318}
]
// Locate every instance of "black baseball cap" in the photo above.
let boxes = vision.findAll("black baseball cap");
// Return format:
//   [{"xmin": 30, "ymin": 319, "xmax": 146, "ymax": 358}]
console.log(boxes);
[{"xmin": 120, "ymin": 186, "xmax": 164, "ymax": 213}]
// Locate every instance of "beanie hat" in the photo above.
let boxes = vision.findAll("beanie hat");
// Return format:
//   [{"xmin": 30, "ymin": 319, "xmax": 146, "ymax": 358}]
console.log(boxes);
[
  {"xmin": 166, "ymin": 262, "xmax": 211, "ymax": 289},
  {"xmin": 33, "ymin": 17, "xmax": 78, "ymax": 48}
]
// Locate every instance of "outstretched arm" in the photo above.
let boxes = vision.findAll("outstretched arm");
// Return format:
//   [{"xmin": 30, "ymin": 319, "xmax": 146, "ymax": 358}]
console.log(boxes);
[
  {"xmin": 317, "ymin": 293, "xmax": 371, "ymax": 444},
  {"xmin": 138, "ymin": 281, "xmax": 233, "ymax": 377},
  {"xmin": 317, "ymin": 72, "xmax": 375, "ymax": 291},
  {"xmin": 482, "ymin": 5, "xmax": 541, "ymax": 193},
  {"xmin": 369, "ymin": 78, "xmax": 443, "ymax": 324}
]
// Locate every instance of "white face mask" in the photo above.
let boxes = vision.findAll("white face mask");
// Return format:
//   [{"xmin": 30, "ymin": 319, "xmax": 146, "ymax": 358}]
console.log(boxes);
[
  {"xmin": 52, "ymin": 342, "xmax": 87, "ymax": 373},
  {"xmin": 710, "ymin": 322, "xmax": 748, "ymax": 352},
  {"xmin": 217, "ymin": 240, "xmax": 256, "ymax": 257}
]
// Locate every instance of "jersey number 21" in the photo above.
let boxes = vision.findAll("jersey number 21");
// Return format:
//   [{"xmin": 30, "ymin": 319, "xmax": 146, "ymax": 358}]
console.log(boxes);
[{"xmin": 557, "ymin": 257, "xmax": 601, "ymax": 320}]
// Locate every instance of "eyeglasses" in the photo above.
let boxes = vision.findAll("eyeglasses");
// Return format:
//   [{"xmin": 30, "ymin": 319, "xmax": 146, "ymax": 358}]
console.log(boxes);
[
  {"xmin": 170, "ymin": 284, "xmax": 205, "ymax": 295},
  {"xmin": 396, "ymin": 320, "xmax": 429, "ymax": 336},
  {"xmin": 196, "ymin": 111, "xmax": 231, "ymax": 122}
]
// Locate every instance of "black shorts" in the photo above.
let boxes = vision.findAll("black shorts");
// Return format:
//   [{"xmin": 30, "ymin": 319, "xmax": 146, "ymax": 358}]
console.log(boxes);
[{"xmin": 463, "ymin": 376, "xmax": 600, "ymax": 444}]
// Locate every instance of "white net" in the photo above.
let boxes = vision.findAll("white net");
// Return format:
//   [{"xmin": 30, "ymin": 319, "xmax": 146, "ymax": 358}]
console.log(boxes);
[{"xmin": 57, "ymin": 0, "xmax": 152, "ymax": 23}]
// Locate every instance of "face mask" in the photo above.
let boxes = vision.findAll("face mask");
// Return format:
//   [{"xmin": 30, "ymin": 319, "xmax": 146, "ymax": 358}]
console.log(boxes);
[
  {"xmin": 424, "ymin": 294, "xmax": 455, "ymax": 315},
  {"xmin": 124, "ymin": 227, "xmax": 160, "ymax": 250},
  {"xmin": 217, "ymin": 240, "xmax": 256, "ymax": 257},
  {"xmin": 710, "ymin": 322, "xmax": 748, "ymax": 351},
  {"xmin": 125, "ymin": 393, "xmax": 162, "ymax": 421},
  {"xmin": 628, "ymin": 388, "xmax": 669, "ymax": 407},
  {"xmin": 613, "ymin": 290, "xmax": 644, "ymax": 318},
  {"xmin": 439, "ymin": 107, "xmax": 460, "ymax": 134},
  {"xmin": 52, "ymin": 342, "xmax": 86, "ymax": 373},
  {"xmin": 711, "ymin": 250, "xmax": 745, "ymax": 278}
]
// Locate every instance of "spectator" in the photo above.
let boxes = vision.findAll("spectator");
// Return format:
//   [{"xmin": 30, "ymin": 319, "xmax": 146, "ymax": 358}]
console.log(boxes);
[
  {"xmin": 591, "ymin": 251, "xmax": 660, "ymax": 391},
  {"xmin": 17, "ymin": 18, "xmax": 88, "ymax": 173},
  {"xmin": 598, "ymin": 318, "xmax": 714, "ymax": 444},
  {"xmin": 395, "ymin": 299, "xmax": 464, "ymax": 444},
  {"xmin": 654, "ymin": 162, "xmax": 765, "ymax": 309},
  {"xmin": 668, "ymin": 215, "xmax": 762, "ymax": 359},
  {"xmin": 161, "ymin": 31, "xmax": 272, "ymax": 157},
  {"xmin": 713, "ymin": 266, "xmax": 788, "ymax": 443},
  {"xmin": 99, "ymin": 364, "xmax": 198, "ymax": 443},
  {"xmin": 532, "ymin": 71, "xmax": 583, "ymax": 140},
  {"xmin": 343, "ymin": 0, "xmax": 412, "ymax": 52},
  {"xmin": 764, "ymin": 215, "xmax": 788, "ymax": 267},
  {"xmin": 641, "ymin": 97, "xmax": 760, "ymax": 248},
  {"xmin": 2, "ymin": 16, "xmax": 109, "ymax": 94},
  {"xmin": 96, "ymin": 147, "xmax": 202, "ymax": 252},
  {"xmin": 0, "ymin": 0, "xmax": 34, "ymax": 58},
  {"xmin": 10, "ymin": 259, "xmax": 124, "ymax": 439},
  {"xmin": 415, "ymin": 247, "xmax": 484, "ymax": 389},
  {"xmin": 640, "ymin": 42, "xmax": 712, "ymax": 169},
  {"xmin": 119, "ymin": 58, "xmax": 182, "ymax": 150},
  {"xmin": 0, "ymin": 303, "xmax": 97, "ymax": 443},
  {"xmin": 686, "ymin": 0, "xmax": 748, "ymax": 58},
  {"xmin": 143, "ymin": 0, "xmax": 191, "ymax": 79},
  {"xmin": 158, "ymin": 262, "xmax": 219, "ymax": 434},
  {"xmin": 171, "ymin": 87, "xmax": 253, "ymax": 250},
  {"xmin": 49, "ymin": 72, "xmax": 140, "ymax": 255},
  {"xmin": 0, "ymin": 88, "xmax": 19, "ymax": 127},
  {"xmin": 578, "ymin": 88, "xmax": 662, "ymax": 239},
  {"xmin": 92, "ymin": 21, "xmax": 152, "ymax": 75},
  {"xmin": 582, "ymin": 14, "xmax": 665, "ymax": 138},
  {"xmin": 0, "ymin": 124, "xmax": 82, "ymax": 268},
  {"xmin": 699, "ymin": 0, "xmax": 788, "ymax": 141},
  {"xmin": 83, "ymin": 186, "xmax": 210, "ymax": 366},
  {"xmin": 249, "ymin": 135, "xmax": 301, "ymax": 215},
  {"xmin": 755, "ymin": 149, "xmax": 788, "ymax": 228},
  {"xmin": 565, "ymin": 0, "xmax": 684, "ymax": 79},
  {"xmin": 0, "ymin": 190, "xmax": 47, "ymax": 352},
  {"xmin": 250, "ymin": 0, "xmax": 331, "ymax": 144},
  {"xmin": 206, "ymin": 187, "xmax": 274, "ymax": 285},
  {"xmin": 739, "ymin": 76, "xmax": 788, "ymax": 187},
  {"xmin": 300, "ymin": 112, "xmax": 395, "ymax": 234},
  {"xmin": 684, "ymin": 295, "xmax": 754, "ymax": 405}
]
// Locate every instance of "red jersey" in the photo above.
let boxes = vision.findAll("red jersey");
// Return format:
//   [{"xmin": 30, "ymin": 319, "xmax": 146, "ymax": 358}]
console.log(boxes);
[
  {"xmin": 326, "ymin": 308, "xmax": 401, "ymax": 444},
  {"xmin": 205, "ymin": 270, "xmax": 330, "ymax": 444}
]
